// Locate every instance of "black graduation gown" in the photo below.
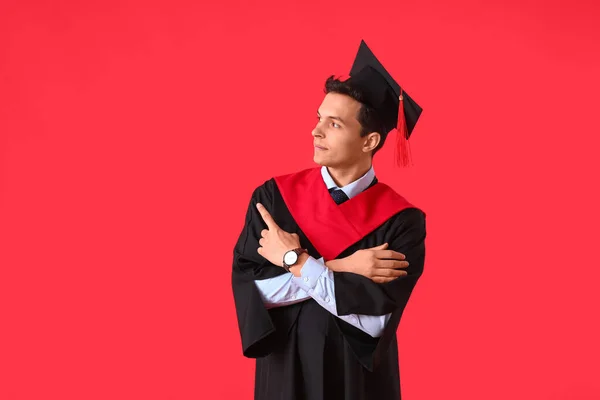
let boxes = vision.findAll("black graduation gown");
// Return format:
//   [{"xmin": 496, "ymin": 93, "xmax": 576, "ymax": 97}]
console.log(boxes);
[{"xmin": 231, "ymin": 167, "xmax": 426, "ymax": 400}]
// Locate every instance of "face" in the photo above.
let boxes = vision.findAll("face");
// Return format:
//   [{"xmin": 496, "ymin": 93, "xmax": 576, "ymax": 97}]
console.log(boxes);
[{"xmin": 312, "ymin": 92, "xmax": 380, "ymax": 168}]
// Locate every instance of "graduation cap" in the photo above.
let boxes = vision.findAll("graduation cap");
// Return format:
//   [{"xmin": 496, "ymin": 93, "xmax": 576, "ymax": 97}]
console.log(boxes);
[{"xmin": 341, "ymin": 40, "xmax": 423, "ymax": 166}]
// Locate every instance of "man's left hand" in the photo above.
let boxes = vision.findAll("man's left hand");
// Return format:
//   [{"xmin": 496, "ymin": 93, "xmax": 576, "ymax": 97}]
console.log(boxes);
[{"xmin": 256, "ymin": 203, "xmax": 301, "ymax": 267}]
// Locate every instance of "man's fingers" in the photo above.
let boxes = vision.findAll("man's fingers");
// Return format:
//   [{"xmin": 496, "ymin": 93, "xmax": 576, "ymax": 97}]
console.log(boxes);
[
  {"xmin": 376, "ymin": 259, "xmax": 409, "ymax": 270},
  {"xmin": 261, "ymin": 229, "xmax": 268, "ymax": 238},
  {"xmin": 256, "ymin": 203, "xmax": 279, "ymax": 230},
  {"xmin": 377, "ymin": 268, "xmax": 408, "ymax": 278},
  {"xmin": 374, "ymin": 249, "xmax": 406, "ymax": 260},
  {"xmin": 372, "ymin": 276, "xmax": 397, "ymax": 284},
  {"xmin": 372, "ymin": 270, "xmax": 407, "ymax": 282}
]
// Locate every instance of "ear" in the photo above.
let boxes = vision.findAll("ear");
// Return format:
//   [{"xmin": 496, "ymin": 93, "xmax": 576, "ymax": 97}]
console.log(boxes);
[{"xmin": 362, "ymin": 132, "xmax": 381, "ymax": 153}]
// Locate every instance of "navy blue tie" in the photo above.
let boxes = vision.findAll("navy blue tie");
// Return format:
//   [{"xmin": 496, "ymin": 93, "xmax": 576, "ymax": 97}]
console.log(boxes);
[{"xmin": 329, "ymin": 188, "xmax": 349, "ymax": 205}]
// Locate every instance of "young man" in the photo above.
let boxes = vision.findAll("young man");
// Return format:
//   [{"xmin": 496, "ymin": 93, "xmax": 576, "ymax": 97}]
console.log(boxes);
[{"xmin": 231, "ymin": 40, "xmax": 426, "ymax": 400}]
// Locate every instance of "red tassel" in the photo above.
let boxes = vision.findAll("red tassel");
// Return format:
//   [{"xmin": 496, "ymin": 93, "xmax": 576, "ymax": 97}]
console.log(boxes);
[{"xmin": 395, "ymin": 89, "xmax": 412, "ymax": 167}]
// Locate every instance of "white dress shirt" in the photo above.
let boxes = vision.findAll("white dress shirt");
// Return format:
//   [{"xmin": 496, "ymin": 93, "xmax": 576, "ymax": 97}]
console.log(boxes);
[{"xmin": 253, "ymin": 166, "xmax": 392, "ymax": 338}]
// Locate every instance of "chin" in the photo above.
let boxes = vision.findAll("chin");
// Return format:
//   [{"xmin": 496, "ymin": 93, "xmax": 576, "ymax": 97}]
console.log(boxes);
[{"xmin": 313, "ymin": 154, "xmax": 329, "ymax": 167}]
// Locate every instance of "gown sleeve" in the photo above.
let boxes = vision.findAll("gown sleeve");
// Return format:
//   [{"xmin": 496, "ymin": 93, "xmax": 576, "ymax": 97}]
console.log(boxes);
[
  {"xmin": 231, "ymin": 179, "xmax": 297, "ymax": 358},
  {"xmin": 332, "ymin": 207, "xmax": 427, "ymax": 316},
  {"xmin": 330, "ymin": 207, "xmax": 427, "ymax": 371}
]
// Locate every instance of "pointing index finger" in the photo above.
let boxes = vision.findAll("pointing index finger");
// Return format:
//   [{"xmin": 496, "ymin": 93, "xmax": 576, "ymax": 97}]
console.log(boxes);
[{"xmin": 256, "ymin": 203, "xmax": 278, "ymax": 230}]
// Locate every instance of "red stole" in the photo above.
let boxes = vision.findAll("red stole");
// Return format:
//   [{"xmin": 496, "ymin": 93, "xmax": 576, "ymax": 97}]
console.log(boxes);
[{"xmin": 273, "ymin": 167, "xmax": 413, "ymax": 261}]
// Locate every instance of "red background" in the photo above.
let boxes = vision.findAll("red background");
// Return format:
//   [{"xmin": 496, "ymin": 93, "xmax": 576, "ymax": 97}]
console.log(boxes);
[{"xmin": 1, "ymin": 0, "xmax": 600, "ymax": 399}]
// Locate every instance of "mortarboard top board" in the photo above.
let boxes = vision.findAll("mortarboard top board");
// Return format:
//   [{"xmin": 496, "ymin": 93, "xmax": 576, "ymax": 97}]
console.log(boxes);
[{"xmin": 341, "ymin": 40, "xmax": 423, "ymax": 166}]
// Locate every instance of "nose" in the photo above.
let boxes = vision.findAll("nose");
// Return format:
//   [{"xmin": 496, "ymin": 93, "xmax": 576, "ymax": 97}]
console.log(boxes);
[{"xmin": 312, "ymin": 125, "xmax": 324, "ymax": 138}]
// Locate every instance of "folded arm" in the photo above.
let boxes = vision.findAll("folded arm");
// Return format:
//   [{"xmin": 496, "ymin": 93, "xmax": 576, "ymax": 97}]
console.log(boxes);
[
  {"xmin": 254, "ymin": 256, "xmax": 392, "ymax": 337},
  {"xmin": 331, "ymin": 208, "xmax": 427, "ymax": 317}
]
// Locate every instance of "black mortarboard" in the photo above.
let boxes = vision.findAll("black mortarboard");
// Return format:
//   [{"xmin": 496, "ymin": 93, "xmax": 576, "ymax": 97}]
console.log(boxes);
[{"xmin": 342, "ymin": 40, "xmax": 423, "ymax": 166}]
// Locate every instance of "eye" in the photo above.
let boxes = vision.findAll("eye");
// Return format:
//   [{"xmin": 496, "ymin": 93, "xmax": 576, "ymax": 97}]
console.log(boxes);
[{"xmin": 331, "ymin": 122, "xmax": 341, "ymax": 128}]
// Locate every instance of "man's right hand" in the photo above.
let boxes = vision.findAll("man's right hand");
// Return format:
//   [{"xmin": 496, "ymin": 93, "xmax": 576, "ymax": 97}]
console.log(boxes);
[{"xmin": 326, "ymin": 243, "xmax": 409, "ymax": 283}]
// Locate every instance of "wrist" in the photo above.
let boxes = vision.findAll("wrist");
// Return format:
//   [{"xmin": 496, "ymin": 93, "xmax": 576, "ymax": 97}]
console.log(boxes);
[
  {"xmin": 325, "ymin": 258, "xmax": 343, "ymax": 272},
  {"xmin": 288, "ymin": 252, "xmax": 310, "ymax": 277}
]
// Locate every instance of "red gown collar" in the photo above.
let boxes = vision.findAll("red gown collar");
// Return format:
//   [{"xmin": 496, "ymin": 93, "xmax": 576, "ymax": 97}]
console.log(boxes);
[{"xmin": 274, "ymin": 167, "xmax": 414, "ymax": 260}]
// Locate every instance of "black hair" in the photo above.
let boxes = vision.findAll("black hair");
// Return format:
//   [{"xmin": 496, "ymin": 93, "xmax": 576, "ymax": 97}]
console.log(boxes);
[{"xmin": 323, "ymin": 75, "xmax": 388, "ymax": 156}]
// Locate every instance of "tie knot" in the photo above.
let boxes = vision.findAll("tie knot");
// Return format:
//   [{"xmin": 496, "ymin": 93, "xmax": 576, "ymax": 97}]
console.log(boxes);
[{"xmin": 329, "ymin": 188, "xmax": 349, "ymax": 205}]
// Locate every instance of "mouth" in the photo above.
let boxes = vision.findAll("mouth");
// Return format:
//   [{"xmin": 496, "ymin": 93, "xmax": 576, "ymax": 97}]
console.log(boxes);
[{"xmin": 314, "ymin": 144, "xmax": 328, "ymax": 150}]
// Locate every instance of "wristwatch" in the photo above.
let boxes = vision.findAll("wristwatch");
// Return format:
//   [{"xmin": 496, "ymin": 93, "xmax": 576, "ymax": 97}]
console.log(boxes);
[{"xmin": 282, "ymin": 248, "xmax": 307, "ymax": 272}]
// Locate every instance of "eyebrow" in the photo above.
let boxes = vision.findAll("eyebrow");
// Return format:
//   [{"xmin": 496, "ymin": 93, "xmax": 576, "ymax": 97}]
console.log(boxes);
[{"xmin": 317, "ymin": 111, "xmax": 345, "ymax": 124}]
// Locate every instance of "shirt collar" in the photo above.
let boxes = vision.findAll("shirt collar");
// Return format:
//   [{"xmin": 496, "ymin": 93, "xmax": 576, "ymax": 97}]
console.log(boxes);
[{"xmin": 321, "ymin": 165, "xmax": 376, "ymax": 200}]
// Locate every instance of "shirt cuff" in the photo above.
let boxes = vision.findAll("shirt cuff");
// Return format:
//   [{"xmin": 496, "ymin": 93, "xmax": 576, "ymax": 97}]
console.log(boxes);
[{"xmin": 292, "ymin": 256, "xmax": 327, "ymax": 292}]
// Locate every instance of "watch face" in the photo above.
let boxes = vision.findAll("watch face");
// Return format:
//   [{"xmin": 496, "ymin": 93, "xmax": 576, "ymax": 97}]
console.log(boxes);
[{"xmin": 284, "ymin": 251, "xmax": 298, "ymax": 266}]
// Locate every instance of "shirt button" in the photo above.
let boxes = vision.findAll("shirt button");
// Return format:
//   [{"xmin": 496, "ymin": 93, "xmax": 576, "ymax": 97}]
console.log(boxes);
[
  {"xmin": 290, "ymin": 294, "xmax": 296, "ymax": 300},
  {"xmin": 325, "ymin": 297, "xmax": 331, "ymax": 303},
  {"xmin": 304, "ymin": 277, "xmax": 309, "ymax": 282}
]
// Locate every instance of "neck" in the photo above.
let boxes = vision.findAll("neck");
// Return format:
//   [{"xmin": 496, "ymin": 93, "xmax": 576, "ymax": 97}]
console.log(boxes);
[{"xmin": 327, "ymin": 158, "xmax": 372, "ymax": 188}]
